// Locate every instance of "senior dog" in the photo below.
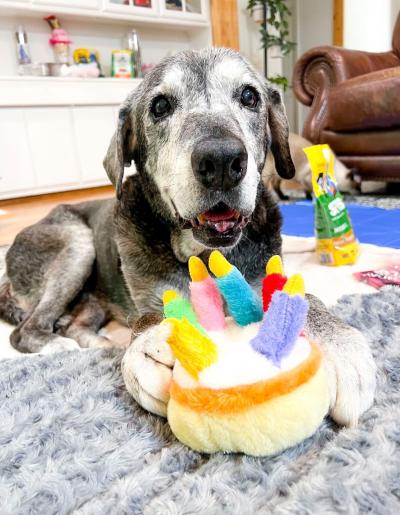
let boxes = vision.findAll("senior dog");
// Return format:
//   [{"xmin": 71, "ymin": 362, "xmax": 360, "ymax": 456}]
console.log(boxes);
[{"xmin": 0, "ymin": 48, "xmax": 375, "ymax": 425}]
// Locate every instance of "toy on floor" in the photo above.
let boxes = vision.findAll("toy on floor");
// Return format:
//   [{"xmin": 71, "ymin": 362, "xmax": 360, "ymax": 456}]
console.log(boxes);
[
  {"xmin": 304, "ymin": 144, "xmax": 359, "ymax": 266},
  {"xmin": 135, "ymin": 253, "xmax": 329, "ymax": 457},
  {"xmin": 354, "ymin": 262, "xmax": 400, "ymax": 289}
]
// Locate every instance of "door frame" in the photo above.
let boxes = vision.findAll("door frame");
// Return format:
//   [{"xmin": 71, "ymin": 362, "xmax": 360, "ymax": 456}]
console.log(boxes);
[
  {"xmin": 333, "ymin": 0, "xmax": 344, "ymax": 45},
  {"xmin": 210, "ymin": 0, "xmax": 239, "ymax": 50}
]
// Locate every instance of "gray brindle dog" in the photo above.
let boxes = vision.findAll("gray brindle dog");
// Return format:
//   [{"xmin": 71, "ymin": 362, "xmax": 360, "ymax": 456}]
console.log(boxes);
[{"xmin": 0, "ymin": 49, "xmax": 375, "ymax": 425}]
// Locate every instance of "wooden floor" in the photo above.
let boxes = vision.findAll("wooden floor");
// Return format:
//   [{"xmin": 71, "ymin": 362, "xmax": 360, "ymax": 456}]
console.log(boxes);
[{"xmin": 0, "ymin": 186, "xmax": 115, "ymax": 246}]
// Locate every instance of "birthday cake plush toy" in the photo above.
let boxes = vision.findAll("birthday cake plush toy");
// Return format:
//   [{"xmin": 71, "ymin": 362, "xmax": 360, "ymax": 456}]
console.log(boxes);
[{"xmin": 127, "ymin": 252, "xmax": 330, "ymax": 457}]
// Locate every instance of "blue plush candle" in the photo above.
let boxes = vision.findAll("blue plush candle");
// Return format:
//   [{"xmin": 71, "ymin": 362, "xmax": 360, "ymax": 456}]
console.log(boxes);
[{"xmin": 215, "ymin": 267, "xmax": 263, "ymax": 326}]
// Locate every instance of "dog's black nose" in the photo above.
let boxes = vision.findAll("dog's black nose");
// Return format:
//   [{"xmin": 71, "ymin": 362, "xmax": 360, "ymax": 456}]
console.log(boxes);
[{"xmin": 191, "ymin": 137, "xmax": 248, "ymax": 191}]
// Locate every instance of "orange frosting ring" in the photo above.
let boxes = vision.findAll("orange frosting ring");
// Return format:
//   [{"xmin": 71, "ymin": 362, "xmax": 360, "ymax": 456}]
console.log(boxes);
[{"xmin": 170, "ymin": 340, "xmax": 323, "ymax": 414}]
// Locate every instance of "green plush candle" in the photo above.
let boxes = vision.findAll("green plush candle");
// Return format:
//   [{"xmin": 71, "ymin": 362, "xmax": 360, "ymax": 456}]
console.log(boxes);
[{"xmin": 163, "ymin": 297, "xmax": 204, "ymax": 334}]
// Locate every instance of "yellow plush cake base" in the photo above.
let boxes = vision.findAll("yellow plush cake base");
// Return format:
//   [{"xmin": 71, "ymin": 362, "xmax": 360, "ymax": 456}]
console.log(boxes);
[{"xmin": 168, "ymin": 364, "xmax": 329, "ymax": 457}]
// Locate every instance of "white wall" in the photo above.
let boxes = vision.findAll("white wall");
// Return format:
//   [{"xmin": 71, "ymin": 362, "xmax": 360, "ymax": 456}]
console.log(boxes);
[
  {"xmin": 237, "ymin": 0, "xmax": 333, "ymax": 133},
  {"xmin": 294, "ymin": 0, "xmax": 399, "ymax": 132},
  {"xmin": 237, "ymin": 0, "xmax": 264, "ymax": 73},
  {"xmin": 295, "ymin": 0, "xmax": 332, "ymax": 57},
  {"xmin": 344, "ymin": 0, "xmax": 400, "ymax": 52},
  {"xmin": 237, "ymin": 0, "xmax": 298, "ymax": 130},
  {"xmin": 392, "ymin": 0, "xmax": 400, "ymax": 30},
  {"xmin": 295, "ymin": 0, "xmax": 332, "ymax": 132},
  {"xmin": 344, "ymin": 0, "xmax": 392, "ymax": 51}
]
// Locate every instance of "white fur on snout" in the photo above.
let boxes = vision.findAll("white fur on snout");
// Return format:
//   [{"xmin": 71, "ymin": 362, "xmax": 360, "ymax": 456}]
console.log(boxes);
[
  {"xmin": 238, "ymin": 152, "xmax": 260, "ymax": 213},
  {"xmin": 156, "ymin": 112, "xmax": 261, "ymax": 221}
]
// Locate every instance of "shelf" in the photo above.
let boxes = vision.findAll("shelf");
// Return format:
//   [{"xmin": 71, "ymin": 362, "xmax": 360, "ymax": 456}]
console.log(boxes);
[
  {"xmin": 0, "ymin": 76, "xmax": 143, "ymax": 107},
  {"xmin": 0, "ymin": 1, "xmax": 210, "ymax": 30}
]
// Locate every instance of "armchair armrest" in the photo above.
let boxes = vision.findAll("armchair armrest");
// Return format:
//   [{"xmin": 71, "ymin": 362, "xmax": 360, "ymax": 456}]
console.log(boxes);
[
  {"xmin": 292, "ymin": 46, "xmax": 400, "ymax": 142},
  {"xmin": 293, "ymin": 46, "xmax": 400, "ymax": 105},
  {"xmin": 293, "ymin": 46, "xmax": 400, "ymax": 106}
]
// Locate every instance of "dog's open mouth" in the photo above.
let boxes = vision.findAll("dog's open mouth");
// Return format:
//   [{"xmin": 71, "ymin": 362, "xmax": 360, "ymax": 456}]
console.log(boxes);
[{"xmin": 182, "ymin": 202, "xmax": 249, "ymax": 247}]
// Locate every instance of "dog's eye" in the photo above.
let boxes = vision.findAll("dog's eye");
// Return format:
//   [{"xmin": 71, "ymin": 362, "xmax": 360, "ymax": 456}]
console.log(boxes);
[
  {"xmin": 151, "ymin": 96, "xmax": 172, "ymax": 119},
  {"xmin": 240, "ymin": 87, "xmax": 259, "ymax": 109}
]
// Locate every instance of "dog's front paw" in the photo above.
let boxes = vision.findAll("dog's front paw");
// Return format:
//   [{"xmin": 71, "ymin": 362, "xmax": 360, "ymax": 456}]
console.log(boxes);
[
  {"xmin": 122, "ymin": 323, "xmax": 175, "ymax": 417},
  {"xmin": 322, "ymin": 326, "xmax": 377, "ymax": 428}
]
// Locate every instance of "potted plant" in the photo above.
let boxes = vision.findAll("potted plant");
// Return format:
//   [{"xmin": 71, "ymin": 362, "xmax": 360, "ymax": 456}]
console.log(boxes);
[{"xmin": 247, "ymin": 0, "xmax": 296, "ymax": 90}]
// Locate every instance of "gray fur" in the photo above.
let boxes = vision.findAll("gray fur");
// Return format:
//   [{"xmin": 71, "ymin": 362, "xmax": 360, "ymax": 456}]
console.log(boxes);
[{"xmin": 0, "ymin": 288, "xmax": 398, "ymax": 514}]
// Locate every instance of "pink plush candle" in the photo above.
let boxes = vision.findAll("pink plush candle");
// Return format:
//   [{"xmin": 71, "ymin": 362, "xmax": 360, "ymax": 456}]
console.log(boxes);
[{"xmin": 189, "ymin": 256, "xmax": 225, "ymax": 331}]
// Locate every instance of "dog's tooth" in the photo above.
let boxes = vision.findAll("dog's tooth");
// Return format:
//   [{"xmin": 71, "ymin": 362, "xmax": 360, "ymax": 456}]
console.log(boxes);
[{"xmin": 197, "ymin": 214, "xmax": 206, "ymax": 224}]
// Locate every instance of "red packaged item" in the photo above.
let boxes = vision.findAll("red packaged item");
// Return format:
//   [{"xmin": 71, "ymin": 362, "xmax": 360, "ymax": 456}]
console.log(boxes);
[{"xmin": 354, "ymin": 263, "xmax": 400, "ymax": 289}]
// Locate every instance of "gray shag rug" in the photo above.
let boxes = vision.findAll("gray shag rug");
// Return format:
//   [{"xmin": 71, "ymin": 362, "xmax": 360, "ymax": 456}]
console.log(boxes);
[{"xmin": 1, "ymin": 288, "xmax": 400, "ymax": 515}]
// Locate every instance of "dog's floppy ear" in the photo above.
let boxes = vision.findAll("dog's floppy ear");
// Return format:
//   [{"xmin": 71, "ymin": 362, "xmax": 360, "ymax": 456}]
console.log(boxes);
[
  {"xmin": 103, "ymin": 97, "xmax": 136, "ymax": 199},
  {"xmin": 268, "ymin": 88, "xmax": 295, "ymax": 180}
]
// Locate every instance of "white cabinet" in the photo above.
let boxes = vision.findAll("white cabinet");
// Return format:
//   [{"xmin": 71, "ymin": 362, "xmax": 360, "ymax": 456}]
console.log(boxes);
[
  {"xmin": 0, "ymin": 109, "xmax": 36, "ymax": 195},
  {"xmin": 25, "ymin": 108, "xmax": 80, "ymax": 188},
  {"xmin": 104, "ymin": 0, "xmax": 159, "ymax": 16},
  {"xmin": 0, "ymin": 77, "xmax": 140, "ymax": 199},
  {"xmin": 160, "ymin": 0, "xmax": 208, "ymax": 21},
  {"xmin": 0, "ymin": 106, "xmax": 117, "ymax": 198},
  {"xmin": 0, "ymin": 0, "xmax": 210, "ymax": 25},
  {"xmin": 32, "ymin": 0, "xmax": 101, "ymax": 8},
  {"xmin": 73, "ymin": 106, "xmax": 116, "ymax": 183}
]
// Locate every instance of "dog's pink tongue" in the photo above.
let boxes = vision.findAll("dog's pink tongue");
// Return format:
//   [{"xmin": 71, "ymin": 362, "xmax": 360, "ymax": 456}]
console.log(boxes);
[
  {"xmin": 200, "ymin": 207, "xmax": 239, "ymax": 233},
  {"xmin": 214, "ymin": 221, "xmax": 236, "ymax": 233},
  {"xmin": 203, "ymin": 208, "xmax": 236, "ymax": 222}
]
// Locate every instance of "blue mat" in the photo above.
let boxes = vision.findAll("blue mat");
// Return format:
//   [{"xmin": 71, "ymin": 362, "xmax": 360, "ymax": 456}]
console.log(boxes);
[{"xmin": 281, "ymin": 201, "xmax": 400, "ymax": 249}]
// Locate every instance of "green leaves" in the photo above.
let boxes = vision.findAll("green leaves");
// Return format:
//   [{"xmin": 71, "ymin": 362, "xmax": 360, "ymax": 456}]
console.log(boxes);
[
  {"xmin": 246, "ymin": 0, "xmax": 296, "ymax": 89},
  {"xmin": 267, "ymin": 74, "xmax": 289, "ymax": 91}
]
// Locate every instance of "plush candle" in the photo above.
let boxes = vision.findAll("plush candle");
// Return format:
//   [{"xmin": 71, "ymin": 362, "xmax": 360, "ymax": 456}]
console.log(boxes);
[
  {"xmin": 262, "ymin": 255, "xmax": 288, "ymax": 311},
  {"xmin": 208, "ymin": 251, "xmax": 263, "ymax": 326},
  {"xmin": 188, "ymin": 256, "xmax": 225, "ymax": 331},
  {"xmin": 250, "ymin": 274, "xmax": 308, "ymax": 365}
]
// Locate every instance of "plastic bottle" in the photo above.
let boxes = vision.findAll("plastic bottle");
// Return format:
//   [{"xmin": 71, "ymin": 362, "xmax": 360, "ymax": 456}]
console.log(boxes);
[
  {"xmin": 16, "ymin": 26, "xmax": 31, "ymax": 66},
  {"xmin": 127, "ymin": 30, "xmax": 142, "ymax": 78}
]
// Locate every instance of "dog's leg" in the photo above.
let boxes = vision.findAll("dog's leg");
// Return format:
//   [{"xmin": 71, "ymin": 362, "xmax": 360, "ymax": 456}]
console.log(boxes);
[
  {"xmin": 0, "ymin": 278, "xmax": 26, "ymax": 325},
  {"xmin": 61, "ymin": 294, "xmax": 127, "ymax": 350},
  {"xmin": 306, "ymin": 294, "xmax": 376, "ymax": 427},
  {"xmin": 8, "ymin": 223, "xmax": 95, "ymax": 354}
]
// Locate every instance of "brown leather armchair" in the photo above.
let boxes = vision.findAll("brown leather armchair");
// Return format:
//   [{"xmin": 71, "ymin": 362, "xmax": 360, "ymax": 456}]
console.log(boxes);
[{"xmin": 293, "ymin": 13, "xmax": 400, "ymax": 183}]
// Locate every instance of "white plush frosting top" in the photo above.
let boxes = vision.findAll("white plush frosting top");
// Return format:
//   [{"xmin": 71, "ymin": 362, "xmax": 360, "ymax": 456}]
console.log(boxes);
[{"xmin": 173, "ymin": 317, "xmax": 311, "ymax": 389}]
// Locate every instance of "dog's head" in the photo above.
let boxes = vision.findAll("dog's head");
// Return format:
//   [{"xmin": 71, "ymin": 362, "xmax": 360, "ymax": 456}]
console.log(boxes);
[{"xmin": 104, "ymin": 48, "xmax": 294, "ymax": 248}]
